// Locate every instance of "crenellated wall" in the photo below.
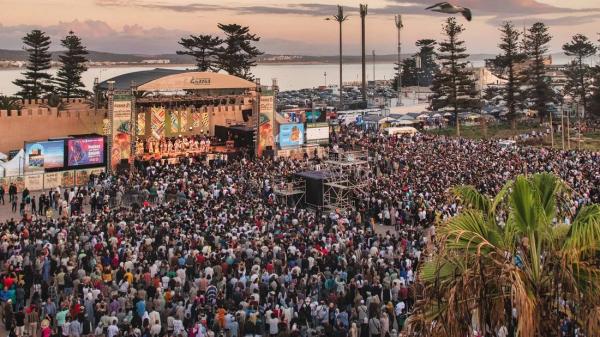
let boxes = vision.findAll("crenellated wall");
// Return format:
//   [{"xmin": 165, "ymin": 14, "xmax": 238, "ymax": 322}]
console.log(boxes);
[{"xmin": 0, "ymin": 99, "xmax": 106, "ymax": 153}]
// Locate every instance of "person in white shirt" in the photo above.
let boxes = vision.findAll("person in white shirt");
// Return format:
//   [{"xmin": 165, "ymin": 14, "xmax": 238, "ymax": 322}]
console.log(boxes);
[{"xmin": 107, "ymin": 320, "xmax": 119, "ymax": 337}]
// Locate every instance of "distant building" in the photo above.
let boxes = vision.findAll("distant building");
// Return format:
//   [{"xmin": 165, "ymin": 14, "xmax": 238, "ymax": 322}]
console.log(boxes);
[{"xmin": 141, "ymin": 59, "xmax": 171, "ymax": 64}]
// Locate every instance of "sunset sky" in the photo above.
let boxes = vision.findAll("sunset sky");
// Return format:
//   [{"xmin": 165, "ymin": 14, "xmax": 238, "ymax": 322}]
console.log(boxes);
[{"xmin": 1, "ymin": 0, "xmax": 599, "ymax": 55}]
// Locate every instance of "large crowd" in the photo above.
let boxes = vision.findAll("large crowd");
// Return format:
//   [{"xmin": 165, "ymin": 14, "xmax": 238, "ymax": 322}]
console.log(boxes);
[{"xmin": 1, "ymin": 125, "xmax": 599, "ymax": 337}]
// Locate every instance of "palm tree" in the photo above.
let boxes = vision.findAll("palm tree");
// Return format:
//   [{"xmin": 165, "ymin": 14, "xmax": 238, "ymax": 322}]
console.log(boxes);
[
  {"xmin": 360, "ymin": 4, "xmax": 368, "ymax": 105},
  {"xmin": 408, "ymin": 173, "xmax": 600, "ymax": 337},
  {"xmin": 0, "ymin": 95, "xmax": 22, "ymax": 111},
  {"xmin": 326, "ymin": 5, "xmax": 349, "ymax": 110}
]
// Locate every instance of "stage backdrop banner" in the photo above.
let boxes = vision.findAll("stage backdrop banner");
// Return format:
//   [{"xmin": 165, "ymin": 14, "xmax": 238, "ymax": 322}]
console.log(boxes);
[
  {"xmin": 151, "ymin": 107, "xmax": 166, "ymax": 140},
  {"xmin": 111, "ymin": 95, "xmax": 132, "ymax": 171},
  {"xmin": 258, "ymin": 91, "xmax": 275, "ymax": 157},
  {"xmin": 137, "ymin": 113, "xmax": 146, "ymax": 137},
  {"xmin": 167, "ymin": 110, "xmax": 181, "ymax": 135},
  {"xmin": 44, "ymin": 172, "xmax": 62, "ymax": 190}
]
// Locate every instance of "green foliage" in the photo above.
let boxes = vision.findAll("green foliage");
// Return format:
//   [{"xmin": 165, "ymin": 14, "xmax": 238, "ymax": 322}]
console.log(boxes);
[
  {"xmin": 216, "ymin": 24, "xmax": 263, "ymax": 81},
  {"xmin": 0, "ymin": 96, "xmax": 22, "ymax": 111},
  {"xmin": 177, "ymin": 34, "xmax": 222, "ymax": 72},
  {"xmin": 408, "ymin": 173, "xmax": 600, "ymax": 337},
  {"xmin": 562, "ymin": 34, "xmax": 597, "ymax": 114},
  {"xmin": 523, "ymin": 22, "xmax": 555, "ymax": 121},
  {"xmin": 491, "ymin": 22, "xmax": 527, "ymax": 125},
  {"xmin": 12, "ymin": 30, "xmax": 53, "ymax": 100},
  {"xmin": 393, "ymin": 39, "xmax": 438, "ymax": 90},
  {"xmin": 429, "ymin": 18, "xmax": 480, "ymax": 128},
  {"xmin": 54, "ymin": 31, "xmax": 89, "ymax": 99}
]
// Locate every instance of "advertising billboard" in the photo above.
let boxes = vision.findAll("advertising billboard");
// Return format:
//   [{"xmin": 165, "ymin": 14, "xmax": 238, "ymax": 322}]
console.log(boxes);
[
  {"xmin": 258, "ymin": 91, "xmax": 275, "ymax": 157},
  {"xmin": 67, "ymin": 137, "xmax": 105, "ymax": 167},
  {"xmin": 24, "ymin": 140, "xmax": 65, "ymax": 172},
  {"xmin": 279, "ymin": 123, "xmax": 304, "ymax": 148},
  {"xmin": 305, "ymin": 109, "xmax": 326, "ymax": 124},
  {"xmin": 306, "ymin": 126, "xmax": 330, "ymax": 144}
]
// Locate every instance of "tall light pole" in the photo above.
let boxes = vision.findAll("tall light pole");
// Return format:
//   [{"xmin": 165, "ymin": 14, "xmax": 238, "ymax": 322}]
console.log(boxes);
[
  {"xmin": 360, "ymin": 4, "xmax": 368, "ymax": 106},
  {"xmin": 395, "ymin": 14, "xmax": 403, "ymax": 106},
  {"xmin": 326, "ymin": 5, "xmax": 349, "ymax": 111}
]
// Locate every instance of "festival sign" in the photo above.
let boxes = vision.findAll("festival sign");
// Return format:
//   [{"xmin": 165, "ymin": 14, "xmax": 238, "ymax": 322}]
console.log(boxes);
[
  {"xmin": 279, "ymin": 123, "xmax": 304, "ymax": 148},
  {"xmin": 24, "ymin": 140, "xmax": 65, "ymax": 173},
  {"xmin": 111, "ymin": 95, "xmax": 132, "ymax": 171},
  {"xmin": 67, "ymin": 137, "xmax": 105, "ymax": 167},
  {"xmin": 258, "ymin": 90, "xmax": 275, "ymax": 156}
]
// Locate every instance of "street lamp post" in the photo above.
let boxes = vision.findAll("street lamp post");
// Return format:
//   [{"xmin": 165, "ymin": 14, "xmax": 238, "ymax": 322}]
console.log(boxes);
[
  {"xmin": 360, "ymin": 4, "xmax": 368, "ymax": 105},
  {"xmin": 395, "ymin": 15, "xmax": 403, "ymax": 107},
  {"xmin": 326, "ymin": 5, "xmax": 349, "ymax": 111}
]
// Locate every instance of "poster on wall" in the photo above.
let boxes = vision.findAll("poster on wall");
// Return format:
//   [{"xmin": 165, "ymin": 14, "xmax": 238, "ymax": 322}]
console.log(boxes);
[
  {"xmin": 151, "ymin": 107, "xmax": 165, "ymax": 139},
  {"xmin": 44, "ymin": 172, "xmax": 62, "ymax": 190},
  {"xmin": 62, "ymin": 171, "xmax": 75, "ymax": 187},
  {"xmin": 24, "ymin": 140, "xmax": 65, "ymax": 173},
  {"xmin": 75, "ymin": 169, "xmax": 91, "ymax": 186},
  {"xmin": 25, "ymin": 174, "xmax": 44, "ymax": 191},
  {"xmin": 279, "ymin": 123, "xmax": 304, "ymax": 148},
  {"xmin": 258, "ymin": 92, "xmax": 275, "ymax": 157},
  {"xmin": 67, "ymin": 137, "xmax": 105, "ymax": 167},
  {"xmin": 111, "ymin": 95, "xmax": 132, "ymax": 171}
]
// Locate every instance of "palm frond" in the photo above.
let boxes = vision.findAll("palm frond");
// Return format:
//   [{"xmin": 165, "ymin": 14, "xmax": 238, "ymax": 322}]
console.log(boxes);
[
  {"xmin": 453, "ymin": 185, "xmax": 491, "ymax": 214},
  {"xmin": 443, "ymin": 210, "xmax": 502, "ymax": 255},
  {"xmin": 563, "ymin": 204, "xmax": 600, "ymax": 257}
]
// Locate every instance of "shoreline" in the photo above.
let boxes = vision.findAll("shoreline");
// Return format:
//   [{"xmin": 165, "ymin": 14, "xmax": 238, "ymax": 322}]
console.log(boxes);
[{"xmin": 0, "ymin": 61, "xmax": 400, "ymax": 71}]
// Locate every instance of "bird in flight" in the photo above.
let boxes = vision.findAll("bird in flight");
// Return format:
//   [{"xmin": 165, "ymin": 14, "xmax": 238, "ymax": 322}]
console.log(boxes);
[{"xmin": 425, "ymin": 2, "xmax": 472, "ymax": 21}]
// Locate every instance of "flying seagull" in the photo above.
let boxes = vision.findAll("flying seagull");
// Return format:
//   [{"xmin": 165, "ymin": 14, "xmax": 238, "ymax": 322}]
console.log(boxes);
[{"xmin": 425, "ymin": 2, "xmax": 472, "ymax": 21}]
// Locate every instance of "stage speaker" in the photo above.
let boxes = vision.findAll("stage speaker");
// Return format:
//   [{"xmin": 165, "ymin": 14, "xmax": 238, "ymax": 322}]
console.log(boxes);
[{"xmin": 242, "ymin": 109, "xmax": 251, "ymax": 122}]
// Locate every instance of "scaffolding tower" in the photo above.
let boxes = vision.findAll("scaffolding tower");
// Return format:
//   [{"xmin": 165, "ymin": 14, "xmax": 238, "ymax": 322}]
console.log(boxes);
[
  {"xmin": 273, "ymin": 175, "xmax": 306, "ymax": 208},
  {"xmin": 322, "ymin": 150, "xmax": 370, "ymax": 211}
]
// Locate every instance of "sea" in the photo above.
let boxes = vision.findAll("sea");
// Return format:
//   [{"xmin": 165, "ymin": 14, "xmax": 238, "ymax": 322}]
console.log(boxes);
[{"xmin": 0, "ymin": 63, "xmax": 404, "ymax": 95}]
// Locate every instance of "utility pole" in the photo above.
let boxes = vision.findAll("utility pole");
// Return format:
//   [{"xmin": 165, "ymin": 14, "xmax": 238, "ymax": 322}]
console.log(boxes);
[
  {"xmin": 326, "ymin": 6, "xmax": 348, "ymax": 111},
  {"xmin": 395, "ymin": 15, "xmax": 403, "ymax": 106},
  {"xmin": 372, "ymin": 50, "xmax": 376, "ymax": 89},
  {"xmin": 360, "ymin": 4, "xmax": 368, "ymax": 105},
  {"xmin": 561, "ymin": 103, "xmax": 565, "ymax": 150}
]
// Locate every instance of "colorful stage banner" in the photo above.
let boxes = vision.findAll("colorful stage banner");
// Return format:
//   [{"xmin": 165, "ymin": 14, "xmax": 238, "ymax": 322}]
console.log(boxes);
[
  {"xmin": 137, "ymin": 113, "xmax": 146, "ymax": 137},
  {"xmin": 168, "ymin": 110, "xmax": 181, "ymax": 134},
  {"xmin": 151, "ymin": 107, "xmax": 165, "ymax": 139},
  {"xmin": 181, "ymin": 110, "xmax": 190, "ymax": 131},
  {"xmin": 111, "ymin": 95, "xmax": 132, "ymax": 171}
]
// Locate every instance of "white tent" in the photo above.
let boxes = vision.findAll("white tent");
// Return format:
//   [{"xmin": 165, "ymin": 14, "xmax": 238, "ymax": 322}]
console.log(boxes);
[
  {"xmin": 0, "ymin": 149, "xmax": 25, "ymax": 177},
  {"xmin": 394, "ymin": 119, "xmax": 418, "ymax": 125}
]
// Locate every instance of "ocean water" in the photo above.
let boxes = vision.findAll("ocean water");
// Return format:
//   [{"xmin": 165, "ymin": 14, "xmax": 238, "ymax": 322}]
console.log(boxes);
[{"xmin": 0, "ymin": 63, "xmax": 403, "ymax": 95}]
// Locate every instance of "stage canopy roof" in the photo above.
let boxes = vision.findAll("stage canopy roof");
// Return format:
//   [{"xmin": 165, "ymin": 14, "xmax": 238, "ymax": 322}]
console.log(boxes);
[{"xmin": 98, "ymin": 69, "xmax": 257, "ymax": 91}]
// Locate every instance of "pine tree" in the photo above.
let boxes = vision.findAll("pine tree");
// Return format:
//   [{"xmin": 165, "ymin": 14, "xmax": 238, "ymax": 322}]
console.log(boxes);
[
  {"xmin": 54, "ymin": 31, "xmax": 89, "ymax": 99},
  {"xmin": 523, "ymin": 22, "xmax": 554, "ymax": 122},
  {"xmin": 415, "ymin": 39, "xmax": 438, "ymax": 86},
  {"xmin": 562, "ymin": 34, "xmax": 597, "ymax": 117},
  {"xmin": 392, "ymin": 39, "xmax": 438, "ymax": 89},
  {"xmin": 12, "ymin": 30, "xmax": 53, "ymax": 100},
  {"xmin": 217, "ymin": 24, "xmax": 263, "ymax": 81},
  {"xmin": 176, "ymin": 34, "xmax": 223, "ymax": 72},
  {"xmin": 589, "ymin": 66, "xmax": 600, "ymax": 117},
  {"xmin": 430, "ymin": 17, "xmax": 479, "ymax": 136},
  {"xmin": 491, "ymin": 22, "xmax": 527, "ymax": 129}
]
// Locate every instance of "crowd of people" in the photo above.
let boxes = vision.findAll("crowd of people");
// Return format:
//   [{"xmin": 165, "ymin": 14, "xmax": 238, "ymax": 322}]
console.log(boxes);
[{"xmin": 1, "ymin": 125, "xmax": 599, "ymax": 337}]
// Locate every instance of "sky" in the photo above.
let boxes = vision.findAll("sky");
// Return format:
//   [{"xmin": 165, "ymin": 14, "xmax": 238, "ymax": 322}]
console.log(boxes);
[{"xmin": 1, "ymin": 0, "xmax": 599, "ymax": 56}]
